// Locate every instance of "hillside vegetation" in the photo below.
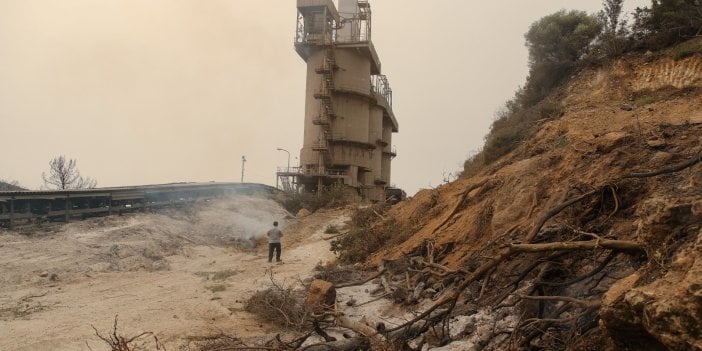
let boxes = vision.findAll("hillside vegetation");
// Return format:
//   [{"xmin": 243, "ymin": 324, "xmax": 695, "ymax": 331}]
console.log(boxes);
[
  {"xmin": 329, "ymin": 3, "xmax": 702, "ymax": 349},
  {"xmin": 343, "ymin": 39, "xmax": 701, "ymax": 351}
]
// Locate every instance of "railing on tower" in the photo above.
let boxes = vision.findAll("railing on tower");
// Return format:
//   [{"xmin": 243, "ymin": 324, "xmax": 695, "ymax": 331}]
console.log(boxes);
[
  {"xmin": 295, "ymin": 3, "xmax": 371, "ymax": 46},
  {"xmin": 336, "ymin": 2, "xmax": 371, "ymax": 44},
  {"xmin": 371, "ymin": 74, "xmax": 392, "ymax": 107},
  {"xmin": 295, "ymin": 9, "xmax": 335, "ymax": 46}
]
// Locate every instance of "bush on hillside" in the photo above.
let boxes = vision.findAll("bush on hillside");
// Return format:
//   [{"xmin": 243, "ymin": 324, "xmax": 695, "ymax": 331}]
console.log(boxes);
[
  {"xmin": 632, "ymin": 0, "xmax": 702, "ymax": 50},
  {"xmin": 0, "ymin": 180, "xmax": 24, "ymax": 191},
  {"xmin": 330, "ymin": 204, "xmax": 409, "ymax": 263}
]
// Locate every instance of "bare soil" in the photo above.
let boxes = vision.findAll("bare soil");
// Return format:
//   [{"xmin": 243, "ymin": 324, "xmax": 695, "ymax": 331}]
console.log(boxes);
[{"xmin": 0, "ymin": 196, "xmax": 348, "ymax": 351}]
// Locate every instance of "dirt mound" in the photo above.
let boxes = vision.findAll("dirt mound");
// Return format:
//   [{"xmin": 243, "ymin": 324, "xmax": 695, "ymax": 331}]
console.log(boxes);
[
  {"xmin": 0, "ymin": 196, "xmax": 291, "ymax": 289},
  {"xmin": 362, "ymin": 52, "xmax": 702, "ymax": 349}
]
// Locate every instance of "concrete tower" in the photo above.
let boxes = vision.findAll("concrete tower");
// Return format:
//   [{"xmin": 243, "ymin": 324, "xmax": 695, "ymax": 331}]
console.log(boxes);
[{"xmin": 293, "ymin": 0, "xmax": 398, "ymax": 202}]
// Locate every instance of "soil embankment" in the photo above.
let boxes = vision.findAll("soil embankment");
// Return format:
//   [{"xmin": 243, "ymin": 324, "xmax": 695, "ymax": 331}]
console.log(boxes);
[{"xmin": 358, "ymin": 52, "xmax": 702, "ymax": 349}]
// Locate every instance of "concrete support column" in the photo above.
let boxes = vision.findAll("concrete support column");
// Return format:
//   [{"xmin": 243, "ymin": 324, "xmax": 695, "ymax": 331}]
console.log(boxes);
[
  {"xmin": 65, "ymin": 195, "xmax": 71, "ymax": 223},
  {"xmin": 9, "ymin": 197, "xmax": 15, "ymax": 229}
]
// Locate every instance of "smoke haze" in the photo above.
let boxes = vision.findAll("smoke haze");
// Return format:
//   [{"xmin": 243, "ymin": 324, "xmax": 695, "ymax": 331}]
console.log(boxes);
[{"xmin": 0, "ymin": 0, "xmax": 648, "ymax": 194}]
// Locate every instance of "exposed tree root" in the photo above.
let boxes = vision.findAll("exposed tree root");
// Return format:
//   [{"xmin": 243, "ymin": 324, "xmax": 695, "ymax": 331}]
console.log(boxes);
[{"xmin": 624, "ymin": 151, "xmax": 702, "ymax": 178}]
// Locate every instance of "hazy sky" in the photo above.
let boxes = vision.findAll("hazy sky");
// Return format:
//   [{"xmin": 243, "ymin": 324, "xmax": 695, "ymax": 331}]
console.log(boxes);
[{"xmin": 0, "ymin": 0, "xmax": 648, "ymax": 195}]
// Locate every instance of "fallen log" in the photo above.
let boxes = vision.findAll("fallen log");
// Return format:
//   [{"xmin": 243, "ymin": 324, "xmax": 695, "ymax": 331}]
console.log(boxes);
[{"xmin": 510, "ymin": 239, "xmax": 643, "ymax": 253}]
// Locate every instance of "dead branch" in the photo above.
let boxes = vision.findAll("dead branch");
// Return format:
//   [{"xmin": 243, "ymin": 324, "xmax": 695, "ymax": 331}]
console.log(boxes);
[
  {"xmin": 312, "ymin": 321, "xmax": 336, "ymax": 342},
  {"xmin": 322, "ymin": 233, "xmax": 343, "ymax": 241},
  {"xmin": 386, "ymin": 238, "xmax": 643, "ymax": 333},
  {"xmin": 335, "ymin": 269, "xmax": 386, "ymax": 288},
  {"xmin": 607, "ymin": 185, "xmax": 620, "ymax": 219},
  {"xmin": 354, "ymin": 293, "xmax": 390, "ymax": 307},
  {"xmin": 90, "ymin": 315, "xmax": 164, "ymax": 351},
  {"xmin": 624, "ymin": 151, "xmax": 701, "ymax": 178},
  {"xmin": 492, "ymin": 253, "xmax": 566, "ymax": 306},
  {"xmin": 538, "ymin": 251, "xmax": 616, "ymax": 287},
  {"xmin": 432, "ymin": 178, "xmax": 489, "ymax": 234},
  {"xmin": 518, "ymin": 295, "xmax": 601, "ymax": 308},
  {"xmin": 337, "ymin": 315, "xmax": 385, "ymax": 344},
  {"xmin": 526, "ymin": 189, "xmax": 599, "ymax": 242},
  {"xmin": 477, "ymin": 267, "xmax": 495, "ymax": 300},
  {"xmin": 521, "ymin": 317, "xmax": 576, "ymax": 325},
  {"xmin": 514, "ymin": 302, "xmax": 572, "ymax": 348},
  {"xmin": 510, "ymin": 239, "xmax": 643, "ymax": 253}
]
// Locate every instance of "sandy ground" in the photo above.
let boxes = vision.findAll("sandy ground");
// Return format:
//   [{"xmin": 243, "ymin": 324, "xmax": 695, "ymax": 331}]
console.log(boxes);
[{"xmin": 0, "ymin": 195, "xmax": 347, "ymax": 351}]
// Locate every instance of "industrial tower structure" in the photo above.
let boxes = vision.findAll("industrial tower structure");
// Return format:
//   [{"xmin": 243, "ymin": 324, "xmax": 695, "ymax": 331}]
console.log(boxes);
[{"xmin": 291, "ymin": 0, "xmax": 398, "ymax": 202}]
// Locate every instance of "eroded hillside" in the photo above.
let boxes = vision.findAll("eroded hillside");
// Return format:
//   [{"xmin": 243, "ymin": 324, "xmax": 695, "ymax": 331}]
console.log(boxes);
[{"xmin": 366, "ymin": 52, "xmax": 702, "ymax": 350}]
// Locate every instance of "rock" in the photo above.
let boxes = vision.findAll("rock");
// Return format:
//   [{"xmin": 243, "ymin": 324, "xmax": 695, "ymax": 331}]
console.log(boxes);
[
  {"xmin": 601, "ymin": 199, "xmax": 702, "ymax": 351},
  {"xmin": 305, "ymin": 279, "xmax": 336, "ymax": 314},
  {"xmin": 692, "ymin": 201, "xmax": 702, "ymax": 218},
  {"xmin": 596, "ymin": 131, "xmax": 632, "ymax": 153},
  {"xmin": 621, "ymin": 104, "xmax": 634, "ymax": 111},
  {"xmin": 689, "ymin": 113, "xmax": 702, "ymax": 125},
  {"xmin": 602, "ymin": 272, "xmax": 641, "ymax": 306},
  {"xmin": 649, "ymin": 151, "xmax": 674, "ymax": 166},
  {"xmin": 297, "ymin": 208, "xmax": 312, "ymax": 218},
  {"xmin": 646, "ymin": 139, "xmax": 667, "ymax": 149},
  {"xmin": 689, "ymin": 169, "xmax": 702, "ymax": 189},
  {"xmin": 39, "ymin": 271, "xmax": 49, "ymax": 278}
]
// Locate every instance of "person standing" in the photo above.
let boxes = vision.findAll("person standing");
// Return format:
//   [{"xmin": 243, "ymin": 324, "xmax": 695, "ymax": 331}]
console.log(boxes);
[{"xmin": 267, "ymin": 221, "xmax": 283, "ymax": 263}]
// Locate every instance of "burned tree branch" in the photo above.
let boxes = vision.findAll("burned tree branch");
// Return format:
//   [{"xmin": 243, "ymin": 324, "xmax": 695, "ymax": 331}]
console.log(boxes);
[
  {"xmin": 525, "ymin": 189, "xmax": 599, "ymax": 242},
  {"xmin": 433, "ymin": 178, "xmax": 489, "ymax": 234},
  {"xmin": 385, "ymin": 238, "xmax": 643, "ymax": 334},
  {"xmin": 335, "ymin": 269, "xmax": 386, "ymax": 288},
  {"xmin": 510, "ymin": 239, "xmax": 643, "ymax": 253},
  {"xmin": 518, "ymin": 295, "xmax": 601, "ymax": 308},
  {"xmin": 538, "ymin": 251, "xmax": 616, "ymax": 287}
]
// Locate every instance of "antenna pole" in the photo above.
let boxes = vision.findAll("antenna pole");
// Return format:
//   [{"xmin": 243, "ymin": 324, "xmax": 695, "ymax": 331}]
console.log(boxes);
[{"xmin": 241, "ymin": 156, "xmax": 246, "ymax": 183}]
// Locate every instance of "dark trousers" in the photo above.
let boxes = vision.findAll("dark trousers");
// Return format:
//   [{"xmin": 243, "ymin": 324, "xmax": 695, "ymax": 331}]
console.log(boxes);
[{"xmin": 268, "ymin": 243, "xmax": 281, "ymax": 262}]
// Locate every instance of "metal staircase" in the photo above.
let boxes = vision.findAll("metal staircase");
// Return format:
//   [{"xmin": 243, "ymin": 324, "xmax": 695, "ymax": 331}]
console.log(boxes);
[
  {"xmin": 280, "ymin": 175, "xmax": 293, "ymax": 192},
  {"xmin": 312, "ymin": 48, "xmax": 339, "ymax": 174}
]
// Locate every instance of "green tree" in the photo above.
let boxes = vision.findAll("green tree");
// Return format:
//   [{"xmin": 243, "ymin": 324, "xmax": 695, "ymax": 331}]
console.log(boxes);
[
  {"xmin": 598, "ymin": 0, "xmax": 630, "ymax": 56},
  {"xmin": 522, "ymin": 10, "xmax": 602, "ymax": 106},
  {"xmin": 42, "ymin": 156, "xmax": 97, "ymax": 190},
  {"xmin": 633, "ymin": 0, "xmax": 702, "ymax": 48}
]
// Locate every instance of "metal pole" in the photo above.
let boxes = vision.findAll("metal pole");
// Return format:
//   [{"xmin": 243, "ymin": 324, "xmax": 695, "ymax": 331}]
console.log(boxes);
[
  {"xmin": 241, "ymin": 156, "xmax": 246, "ymax": 183},
  {"xmin": 277, "ymin": 148, "xmax": 290, "ymax": 172}
]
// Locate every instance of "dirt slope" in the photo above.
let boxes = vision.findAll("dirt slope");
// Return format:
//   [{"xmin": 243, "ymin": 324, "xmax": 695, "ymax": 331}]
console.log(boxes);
[
  {"xmin": 368, "ymin": 51, "xmax": 702, "ymax": 350},
  {"xmin": 0, "ymin": 196, "xmax": 347, "ymax": 351}
]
